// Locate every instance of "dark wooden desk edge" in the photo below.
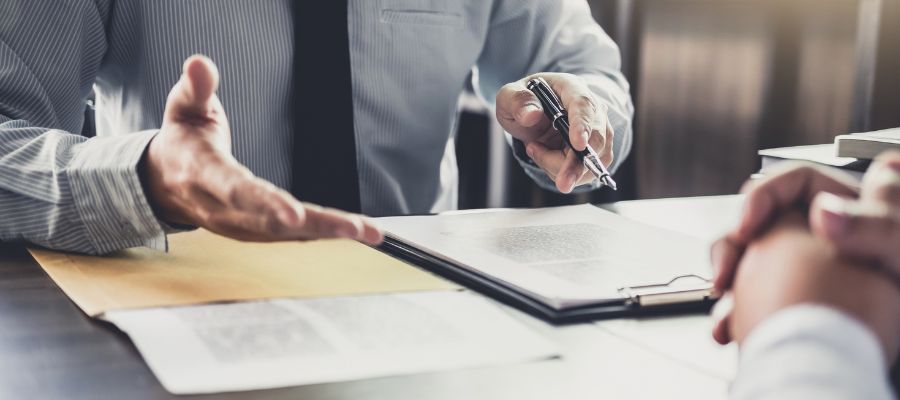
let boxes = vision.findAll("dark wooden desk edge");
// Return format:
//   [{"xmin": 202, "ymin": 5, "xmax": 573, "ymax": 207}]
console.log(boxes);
[{"xmin": 0, "ymin": 242, "xmax": 435, "ymax": 400}]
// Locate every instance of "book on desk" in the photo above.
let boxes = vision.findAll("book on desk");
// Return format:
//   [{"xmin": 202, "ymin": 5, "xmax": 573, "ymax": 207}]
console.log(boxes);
[
  {"xmin": 758, "ymin": 143, "xmax": 868, "ymax": 180},
  {"xmin": 835, "ymin": 127, "xmax": 900, "ymax": 159},
  {"xmin": 756, "ymin": 127, "xmax": 900, "ymax": 180}
]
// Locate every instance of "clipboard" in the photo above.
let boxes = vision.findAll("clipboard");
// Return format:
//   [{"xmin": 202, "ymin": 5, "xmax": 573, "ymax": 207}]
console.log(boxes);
[{"xmin": 379, "ymin": 236, "xmax": 717, "ymax": 324}]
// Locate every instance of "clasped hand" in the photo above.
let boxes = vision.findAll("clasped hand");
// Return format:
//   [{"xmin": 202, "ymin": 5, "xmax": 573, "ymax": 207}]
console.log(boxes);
[{"xmin": 711, "ymin": 150, "xmax": 900, "ymax": 351}]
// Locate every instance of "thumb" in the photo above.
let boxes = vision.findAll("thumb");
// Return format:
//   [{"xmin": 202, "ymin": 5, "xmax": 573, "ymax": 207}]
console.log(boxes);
[
  {"xmin": 495, "ymin": 81, "xmax": 547, "ymax": 140},
  {"xmin": 166, "ymin": 54, "xmax": 220, "ymax": 120}
]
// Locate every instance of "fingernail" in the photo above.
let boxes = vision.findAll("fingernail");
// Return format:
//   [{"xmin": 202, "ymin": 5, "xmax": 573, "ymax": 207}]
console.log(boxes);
[
  {"xmin": 337, "ymin": 227, "xmax": 360, "ymax": 239},
  {"xmin": 526, "ymin": 145, "xmax": 535, "ymax": 159},
  {"xmin": 816, "ymin": 193, "xmax": 851, "ymax": 237},
  {"xmin": 569, "ymin": 172, "xmax": 580, "ymax": 187},
  {"xmin": 277, "ymin": 210, "xmax": 293, "ymax": 225},
  {"xmin": 518, "ymin": 103, "xmax": 541, "ymax": 120},
  {"xmin": 711, "ymin": 293, "xmax": 734, "ymax": 321},
  {"xmin": 581, "ymin": 128, "xmax": 591, "ymax": 146}
]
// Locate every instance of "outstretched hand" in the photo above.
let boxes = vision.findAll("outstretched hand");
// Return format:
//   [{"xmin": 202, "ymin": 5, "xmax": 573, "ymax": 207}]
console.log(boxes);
[{"xmin": 141, "ymin": 55, "xmax": 383, "ymax": 245}]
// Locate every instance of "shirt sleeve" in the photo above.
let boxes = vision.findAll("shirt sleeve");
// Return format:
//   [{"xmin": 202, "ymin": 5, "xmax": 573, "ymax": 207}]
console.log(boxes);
[
  {"xmin": 732, "ymin": 304, "xmax": 895, "ymax": 400},
  {"xmin": 0, "ymin": 0, "xmax": 167, "ymax": 255},
  {"xmin": 475, "ymin": 0, "xmax": 634, "ymax": 193}
]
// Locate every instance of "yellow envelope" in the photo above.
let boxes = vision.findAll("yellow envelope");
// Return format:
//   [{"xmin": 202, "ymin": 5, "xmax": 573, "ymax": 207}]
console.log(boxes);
[{"xmin": 28, "ymin": 229, "xmax": 457, "ymax": 317}]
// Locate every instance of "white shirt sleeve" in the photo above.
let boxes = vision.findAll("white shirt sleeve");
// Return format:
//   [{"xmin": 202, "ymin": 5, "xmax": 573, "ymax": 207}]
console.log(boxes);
[
  {"xmin": 0, "ymin": 3, "xmax": 170, "ymax": 255},
  {"xmin": 732, "ymin": 304, "xmax": 895, "ymax": 400}
]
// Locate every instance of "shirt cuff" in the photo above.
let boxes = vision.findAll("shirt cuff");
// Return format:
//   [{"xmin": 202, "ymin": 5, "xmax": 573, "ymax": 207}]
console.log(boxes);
[
  {"xmin": 67, "ymin": 130, "xmax": 168, "ymax": 254},
  {"xmin": 732, "ymin": 304, "xmax": 893, "ymax": 400}
]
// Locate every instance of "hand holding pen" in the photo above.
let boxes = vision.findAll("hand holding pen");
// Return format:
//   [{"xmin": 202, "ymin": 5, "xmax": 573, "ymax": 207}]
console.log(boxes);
[
  {"xmin": 527, "ymin": 77, "xmax": 617, "ymax": 190},
  {"xmin": 495, "ymin": 73, "xmax": 617, "ymax": 193}
]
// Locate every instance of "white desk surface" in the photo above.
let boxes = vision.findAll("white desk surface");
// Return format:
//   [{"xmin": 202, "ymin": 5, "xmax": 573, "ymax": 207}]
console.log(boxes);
[
  {"xmin": 298, "ymin": 195, "xmax": 746, "ymax": 400},
  {"xmin": 468, "ymin": 195, "xmax": 745, "ymax": 400}
]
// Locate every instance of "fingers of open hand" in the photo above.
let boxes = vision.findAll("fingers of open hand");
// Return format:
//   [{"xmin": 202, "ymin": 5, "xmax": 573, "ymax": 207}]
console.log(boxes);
[
  {"xmin": 203, "ymin": 206, "xmax": 378, "ymax": 246},
  {"xmin": 736, "ymin": 164, "xmax": 859, "ymax": 242},
  {"xmin": 299, "ymin": 204, "xmax": 384, "ymax": 245},
  {"xmin": 185, "ymin": 162, "xmax": 300, "ymax": 237},
  {"xmin": 198, "ymin": 182, "xmax": 384, "ymax": 244},
  {"xmin": 173, "ymin": 153, "xmax": 382, "ymax": 244},
  {"xmin": 358, "ymin": 216, "xmax": 384, "ymax": 245}
]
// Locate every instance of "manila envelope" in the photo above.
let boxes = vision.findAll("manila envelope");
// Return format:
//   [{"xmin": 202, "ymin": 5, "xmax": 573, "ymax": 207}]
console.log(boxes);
[{"xmin": 28, "ymin": 229, "xmax": 457, "ymax": 317}]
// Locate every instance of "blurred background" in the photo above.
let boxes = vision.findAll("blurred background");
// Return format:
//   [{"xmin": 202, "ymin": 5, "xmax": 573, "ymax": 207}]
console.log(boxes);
[{"xmin": 455, "ymin": 0, "xmax": 900, "ymax": 209}]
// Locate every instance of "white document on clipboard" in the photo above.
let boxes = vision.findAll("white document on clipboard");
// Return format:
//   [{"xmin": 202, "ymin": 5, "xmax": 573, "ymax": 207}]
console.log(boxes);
[{"xmin": 378, "ymin": 204, "xmax": 714, "ymax": 311}]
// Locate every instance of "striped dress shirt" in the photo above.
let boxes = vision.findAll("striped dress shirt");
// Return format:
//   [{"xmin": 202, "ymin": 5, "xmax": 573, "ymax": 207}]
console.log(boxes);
[{"xmin": 0, "ymin": 0, "xmax": 633, "ymax": 254}]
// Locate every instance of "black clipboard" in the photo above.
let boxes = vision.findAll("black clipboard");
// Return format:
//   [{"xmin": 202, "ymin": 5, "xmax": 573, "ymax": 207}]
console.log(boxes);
[{"xmin": 378, "ymin": 236, "xmax": 717, "ymax": 324}]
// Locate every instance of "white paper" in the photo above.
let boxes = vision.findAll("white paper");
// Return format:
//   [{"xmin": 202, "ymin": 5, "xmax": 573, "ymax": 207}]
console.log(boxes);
[
  {"xmin": 595, "ymin": 316, "xmax": 738, "ymax": 381},
  {"xmin": 102, "ymin": 291, "xmax": 558, "ymax": 394},
  {"xmin": 378, "ymin": 204, "xmax": 712, "ymax": 308}
]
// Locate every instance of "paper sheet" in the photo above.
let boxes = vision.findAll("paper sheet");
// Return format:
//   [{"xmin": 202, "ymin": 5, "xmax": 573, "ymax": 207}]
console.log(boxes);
[
  {"xmin": 595, "ymin": 316, "xmax": 738, "ymax": 380},
  {"xmin": 378, "ymin": 204, "xmax": 712, "ymax": 308},
  {"xmin": 103, "ymin": 291, "xmax": 558, "ymax": 394},
  {"xmin": 28, "ymin": 229, "xmax": 457, "ymax": 316}
]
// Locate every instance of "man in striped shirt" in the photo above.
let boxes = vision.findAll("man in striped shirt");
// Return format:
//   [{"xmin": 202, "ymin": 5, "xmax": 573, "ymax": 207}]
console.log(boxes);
[{"xmin": 0, "ymin": 0, "xmax": 633, "ymax": 254}]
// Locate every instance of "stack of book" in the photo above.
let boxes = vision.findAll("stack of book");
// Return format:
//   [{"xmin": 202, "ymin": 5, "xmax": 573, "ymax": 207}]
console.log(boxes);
[
  {"xmin": 757, "ymin": 127, "xmax": 900, "ymax": 180},
  {"xmin": 835, "ymin": 128, "xmax": 900, "ymax": 159}
]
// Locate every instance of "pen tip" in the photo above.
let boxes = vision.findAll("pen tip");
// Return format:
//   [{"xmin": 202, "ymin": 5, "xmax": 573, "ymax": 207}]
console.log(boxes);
[{"xmin": 602, "ymin": 177, "xmax": 618, "ymax": 191}]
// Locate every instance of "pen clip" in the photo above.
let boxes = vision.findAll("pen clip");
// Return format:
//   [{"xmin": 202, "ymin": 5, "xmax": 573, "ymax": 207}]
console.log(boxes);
[
  {"xmin": 618, "ymin": 274, "xmax": 715, "ymax": 307},
  {"xmin": 527, "ymin": 78, "xmax": 565, "ymax": 122}
]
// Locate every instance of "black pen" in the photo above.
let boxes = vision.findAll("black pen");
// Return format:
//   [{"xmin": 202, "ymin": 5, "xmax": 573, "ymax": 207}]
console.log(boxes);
[{"xmin": 526, "ymin": 77, "xmax": 617, "ymax": 190}]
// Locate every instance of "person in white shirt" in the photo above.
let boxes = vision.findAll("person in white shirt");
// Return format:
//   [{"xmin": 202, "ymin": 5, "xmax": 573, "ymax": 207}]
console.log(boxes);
[{"xmin": 711, "ymin": 150, "xmax": 900, "ymax": 399}]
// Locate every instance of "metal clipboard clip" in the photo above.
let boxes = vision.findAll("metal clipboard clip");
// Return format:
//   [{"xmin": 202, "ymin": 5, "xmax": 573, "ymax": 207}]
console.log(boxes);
[{"xmin": 618, "ymin": 274, "xmax": 715, "ymax": 307}]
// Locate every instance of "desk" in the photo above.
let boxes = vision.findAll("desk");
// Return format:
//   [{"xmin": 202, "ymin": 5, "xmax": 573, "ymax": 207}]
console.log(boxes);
[{"xmin": 0, "ymin": 196, "xmax": 743, "ymax": 400}]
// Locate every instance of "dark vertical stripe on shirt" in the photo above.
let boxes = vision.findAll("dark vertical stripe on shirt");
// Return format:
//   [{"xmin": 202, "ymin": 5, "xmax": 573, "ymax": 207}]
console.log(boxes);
[{"xmin": 290, "ymin": 0, "xmax": 361, "ymax": 212}]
